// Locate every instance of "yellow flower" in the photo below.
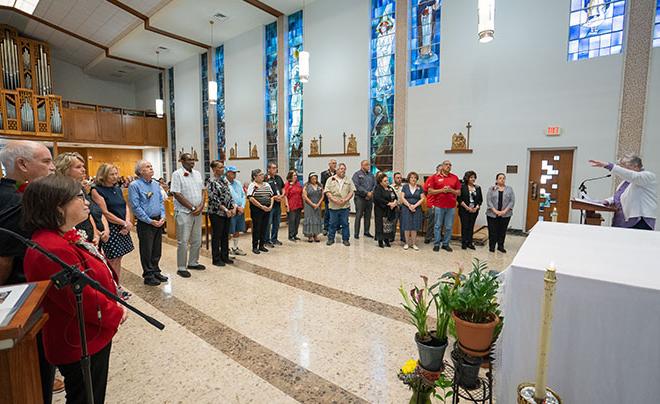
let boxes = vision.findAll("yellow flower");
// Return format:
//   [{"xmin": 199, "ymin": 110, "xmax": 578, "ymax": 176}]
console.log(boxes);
[{"xmin": 401, "ymin": 359, "xmax": 417, "ymax": 375}]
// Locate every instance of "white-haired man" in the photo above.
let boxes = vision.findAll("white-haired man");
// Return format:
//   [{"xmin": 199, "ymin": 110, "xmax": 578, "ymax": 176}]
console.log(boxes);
[{"xmin": 128, "ymin": 160, "xmax": 167, "ymax": 286}]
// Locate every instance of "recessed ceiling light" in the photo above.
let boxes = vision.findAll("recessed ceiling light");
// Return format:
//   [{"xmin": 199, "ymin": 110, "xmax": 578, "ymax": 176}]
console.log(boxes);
[{"xmin": 212, "ymin": 12, "xmax": 229, "ymax": 23}]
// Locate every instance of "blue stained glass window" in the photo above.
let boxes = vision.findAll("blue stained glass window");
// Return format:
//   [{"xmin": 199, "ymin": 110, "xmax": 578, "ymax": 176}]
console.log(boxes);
[
  {"xmin": 200, "ymin": 53, "xmax": 210, "ymax": 177},
  {"xmin": 409, "ymin": 0, "xmax": 441, "ymax": 86},
  {"xmin": 215, "ymin": 46, "xmax": 226, "ymax": 161},
  {"xmin": 287, "ymin": 11, "xmax": 304, "ymax": 180},
  {"xmin": 265, "ymin": 22, "xmax": 279, "ymax": 167},
  {"xmin": 370, "ymin": 0, "xmax": 396, "ymax": 174},
  {"xmin": 568, "ymin": 0, "xmax": 627, "ymax": 61},
  {"xmin": 168, "ymin": 67, "xmax": 177, "ymax": 172},
  {"xmin": 159, "ymin": 71, "xmax": 166, "ymax": 177},
  {"xmin": 654, "ymin": 0, "xmax": 660, "ymax": 47}
]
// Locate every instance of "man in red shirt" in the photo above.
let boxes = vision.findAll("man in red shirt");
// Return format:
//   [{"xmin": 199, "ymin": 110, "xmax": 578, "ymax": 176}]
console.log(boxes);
[{"xmin": 424, "ymin": 160, "xmax": 461, "ymax": 252}]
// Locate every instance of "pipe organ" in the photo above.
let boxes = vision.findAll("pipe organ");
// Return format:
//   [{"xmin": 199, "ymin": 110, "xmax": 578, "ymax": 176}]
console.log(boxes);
[{"xmin": 0, "ymin": 25, "xmax": 62, "ymax": 137}]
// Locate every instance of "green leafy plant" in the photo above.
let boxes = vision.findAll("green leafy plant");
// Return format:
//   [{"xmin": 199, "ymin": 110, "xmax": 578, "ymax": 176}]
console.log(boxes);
[
  {"xmin": 399, "ymin": 276, "xmax": 433, "ymax": 342},
  {"xmin": 430, "ymin": 270, "xmax": 464, "ymax": 343},
  {"xmin": 451, "ymin": 259, "xmax": 501, "ymax": 324},
  {"xmin": 433, "ymin": 373, "xmax": 454, "ymax": 403}
]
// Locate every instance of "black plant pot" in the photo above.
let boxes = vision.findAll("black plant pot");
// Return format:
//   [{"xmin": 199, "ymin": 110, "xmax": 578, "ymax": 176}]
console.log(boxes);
[
  {"xmin": 415, "ymin": 332, "xmax": 448, "ymax": 372},
  {"xmin": 451, "ymin": 349, "xmax": 481, "ymax": 389}
]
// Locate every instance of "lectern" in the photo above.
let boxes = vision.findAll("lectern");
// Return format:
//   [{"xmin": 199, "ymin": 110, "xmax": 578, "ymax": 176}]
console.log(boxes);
[
  {"xmin": 570, "ymin": 198, "xmax": 616, "ymax": 225},
  {"xmin": 0, "ymin": 281, "xmax": 50, "ymax": 404}
]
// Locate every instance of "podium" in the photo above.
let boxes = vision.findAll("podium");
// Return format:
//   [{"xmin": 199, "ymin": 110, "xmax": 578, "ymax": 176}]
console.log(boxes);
[
  {"xmin": 0, "ymin": 281, "xmax": 50, "ymax": 404},
  {"xmin": 570, "ymin": 198, "xmax": 616, "ymax": 225}
]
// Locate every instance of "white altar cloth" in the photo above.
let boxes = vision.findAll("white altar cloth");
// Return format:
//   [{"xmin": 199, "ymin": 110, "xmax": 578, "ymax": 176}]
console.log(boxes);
[{"xmin": 496, "ymin": 222, "xmax": 660, "ymax": 404}]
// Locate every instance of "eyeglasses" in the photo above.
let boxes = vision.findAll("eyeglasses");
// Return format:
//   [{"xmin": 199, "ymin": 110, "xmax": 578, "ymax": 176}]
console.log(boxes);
[{"xmin": 75, "ymin": 191, "xmax": 86, "ymax": 201}]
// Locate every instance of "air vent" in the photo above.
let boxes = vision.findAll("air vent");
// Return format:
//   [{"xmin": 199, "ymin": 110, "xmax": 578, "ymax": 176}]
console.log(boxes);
[
  {"xmin": 213, "ymin": 12, "xmax": 229, "ymax": 23},
  {"xmin": 156, "ymin": 46, "xmax": 170, "ymax": 53}
]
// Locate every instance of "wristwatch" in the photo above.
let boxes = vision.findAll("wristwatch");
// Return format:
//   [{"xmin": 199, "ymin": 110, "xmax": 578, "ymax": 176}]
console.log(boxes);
[{"xmin": 191, "ymin": 205, "xmax": 196, "ymax": 211}]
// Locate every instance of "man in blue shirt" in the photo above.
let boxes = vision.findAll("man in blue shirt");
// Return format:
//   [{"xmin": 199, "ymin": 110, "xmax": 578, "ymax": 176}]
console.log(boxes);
[
  {"xmin": 128, "ymin": 160, "xmax": 167, "ymax": 286},
  {"xmin": 226, "ymin": 166, "xmax": 248, "ymax": 256}
]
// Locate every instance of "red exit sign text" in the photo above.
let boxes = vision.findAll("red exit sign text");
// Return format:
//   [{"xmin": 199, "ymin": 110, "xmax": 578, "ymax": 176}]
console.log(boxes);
[{"xmin": 546, "ymin": 126, "xmax": 561, "ymax": 136}]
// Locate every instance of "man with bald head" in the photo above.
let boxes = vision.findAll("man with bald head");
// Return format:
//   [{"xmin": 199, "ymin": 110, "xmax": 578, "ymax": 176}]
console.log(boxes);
[{"xmin": 0, "ymin": 140, "xmax": 56, "ymax": 403}]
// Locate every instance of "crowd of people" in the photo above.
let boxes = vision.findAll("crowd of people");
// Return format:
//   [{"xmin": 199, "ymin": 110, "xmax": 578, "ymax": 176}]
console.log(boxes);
[{"xmin": 0, "ymin": 138, "xmax": 655, "ymax": 404}]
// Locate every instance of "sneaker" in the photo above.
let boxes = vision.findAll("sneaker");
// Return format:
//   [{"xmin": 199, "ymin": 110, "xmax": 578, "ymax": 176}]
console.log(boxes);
[
  {"xmin": 326, "ymin": 239, "xmax": 335, "ymax": 246},
  {"xmin": 403, "ymin": 244, "xmax": 409, "ymax": 250},
  {"xmin": 412, "ymin": 245, "xmax": 419, "ymax": 251},
  {"xmin": 441, "ymin": 245, "xmax": 453, "ymax": 252},
  {"xmin": 433, "ymin": 245, "xmax": 440, "ymax": 252},
  {"xmin": 342, "ymin": 240, "xmax": 350, "ymax": 246},
  {"xmin": 177, "ymin": 270, "xmax": 191, "ymax": 278},
  {"xmin": 233, "ymin": 247, "xmax": 247, "ymax": 256}
]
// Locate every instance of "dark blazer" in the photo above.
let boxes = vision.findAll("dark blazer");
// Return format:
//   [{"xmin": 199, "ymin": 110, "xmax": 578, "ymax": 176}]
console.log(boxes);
[{"xmin": 458, "ymin": 183, "xmax": 483, "ymax": 213}]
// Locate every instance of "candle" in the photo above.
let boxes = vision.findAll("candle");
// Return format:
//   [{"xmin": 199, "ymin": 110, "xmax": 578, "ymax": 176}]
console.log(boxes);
[{"xmin": 534, "ymin": 262, "xmax": 557, "ymax": 401}]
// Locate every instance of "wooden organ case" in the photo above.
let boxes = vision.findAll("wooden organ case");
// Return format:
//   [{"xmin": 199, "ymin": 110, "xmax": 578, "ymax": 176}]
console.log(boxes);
[{"xmin": 0, "ymin": 25, "xmax": 63, "ymax": 138}]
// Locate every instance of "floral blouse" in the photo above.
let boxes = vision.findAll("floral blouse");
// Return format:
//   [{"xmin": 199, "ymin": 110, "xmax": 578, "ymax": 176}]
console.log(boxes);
[{"xmin": 207, "ymin": 176, "xmax": 235, "ymax": 216}]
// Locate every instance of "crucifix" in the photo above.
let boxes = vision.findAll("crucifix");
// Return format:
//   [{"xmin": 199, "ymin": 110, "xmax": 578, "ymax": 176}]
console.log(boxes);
[
  {"xmin": 466, "ymin": 122, "xmax": 472, "ymax": 149},
  {"xmin": 318, "ymin": 133, "xmax": 323, "ymax": 154}
]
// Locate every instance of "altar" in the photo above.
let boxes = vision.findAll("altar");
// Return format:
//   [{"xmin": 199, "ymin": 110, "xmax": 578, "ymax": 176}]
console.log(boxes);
[{"xmin": 496, "ymin": 222, "xmax": 660, "ymax": 403}]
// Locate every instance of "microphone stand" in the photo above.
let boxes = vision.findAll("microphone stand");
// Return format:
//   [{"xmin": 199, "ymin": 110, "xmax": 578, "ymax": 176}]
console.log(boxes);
[
  {"xmin": 577, "ymin": 173, "xmax": 612, "ymax": 224},
  {"xmin": 0, "ymin": 227, "xmax": 165, "ymax": 404}
]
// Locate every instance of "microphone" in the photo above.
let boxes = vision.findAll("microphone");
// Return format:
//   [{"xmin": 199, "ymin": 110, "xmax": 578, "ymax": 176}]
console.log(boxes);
[{"xmin": 578, "ymin": 174, "xmax": 611, "ymax": 196}]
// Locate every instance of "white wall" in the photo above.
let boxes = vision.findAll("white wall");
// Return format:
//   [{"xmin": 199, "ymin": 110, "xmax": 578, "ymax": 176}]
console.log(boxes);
[
  {"xmin": 302, "ymin": 0, "xmax": 370, "ymax": 179},
  {"xmin": 224, "ymin": 26, "xmax": 265, "ymax": 183},
  {"xmin": 134, "ymin": 73, "xmax": 160, "ymax": 112},
  {"xmin": 406, "ymin": 0, "xmax": 624, "ymax": 230},
  {"xmin": 642, "ymin": 47, "xmax": 660, "ymax": 228},
  {"xmin": 173, "ymin": 54, "xmax": 203, "ymax": 174},
  {"xmin": 51, "ymin": 57, "xmax": 136, "ymax": 108}
]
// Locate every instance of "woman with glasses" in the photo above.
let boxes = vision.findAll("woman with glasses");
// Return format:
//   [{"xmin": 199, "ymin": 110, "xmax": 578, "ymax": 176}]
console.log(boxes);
[{"xmin": 246, "ymin": 168, "xmax": 274, "ymax": 254}]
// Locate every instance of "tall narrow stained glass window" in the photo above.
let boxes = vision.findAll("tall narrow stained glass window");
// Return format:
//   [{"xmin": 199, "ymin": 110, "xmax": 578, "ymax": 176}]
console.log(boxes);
[
  {"xmin": 654, "ymin": 0, "xmax": 660, "ymax": 47},
  {"xmin": 568, "ymin": 0, "xmax": 626, "ymax": 61},
  {"xmin": 200, "ymin": 53, "xmax": 210, "ymax": 177},
  {"xmin": 168, "ymin": 67, "xmax": 177, "ymax": 171},
  {"xmin": 265, "ymin": 22, "xmax": 279, "ymax": 166},
  {"xmin": 159, "ymin": 71, "xmax": 166, "ymax": 177},
  {"xmin": 287, "ymin": 11, "xmax": 304, "ymax": 178},
  {"xmin": 370, "ymin": 0, "xmax": 396, "ymax": 174},
  {"xmin": 409, "ymin": 0, "xmax": 441, "ymax": 86},
  {"xmin": 215, "ymin": 45, "xmax": 226, "ymax": 160}
]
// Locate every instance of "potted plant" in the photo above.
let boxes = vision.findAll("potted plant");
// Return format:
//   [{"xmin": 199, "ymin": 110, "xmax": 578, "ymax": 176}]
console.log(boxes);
[
  {"xmin": 425, "ymin": 269, "xmax": 464, "ymax": 371},
  {"xmin": 399, "ymin": 276, "xmax": 442, "ymax": 371},
  {"xmin": 450, "ymin": 259, "xmax": 501, "ymax": 357},
  {"xmin": 398, "ymin": 359, "xmax": 435, "ymax": 404}
]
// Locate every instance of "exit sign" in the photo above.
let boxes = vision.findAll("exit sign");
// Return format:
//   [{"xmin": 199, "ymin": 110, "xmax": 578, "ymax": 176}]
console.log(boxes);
[{"xmin": 546, "ymin": 126, "xmax": 561, "ymax": 136}]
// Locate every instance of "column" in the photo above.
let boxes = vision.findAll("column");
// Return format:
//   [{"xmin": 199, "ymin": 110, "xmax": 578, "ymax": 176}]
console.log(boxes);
[{"xmin": 393, "ymin": 0, "xmax": 408, "ymax": 174}]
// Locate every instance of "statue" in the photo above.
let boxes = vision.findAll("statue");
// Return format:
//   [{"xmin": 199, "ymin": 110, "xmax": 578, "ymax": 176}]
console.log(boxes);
[
  {"xmin": 310, "ymin": 137, "xmax": 319, "ymax": 156},
  {"xmin": 229, "ymin": 143, "xmax": 237, "ymax": 159},
  {"xmin": 250, "ymin": 143, "xmax": 259, "ymax": 158},
  {"xmin": 451, "ymin": 132, "xmax": 467, "ymax": 150},
  {"xmin": 347, "ymin": 134, "xmax": 358, "ymax": 154}
]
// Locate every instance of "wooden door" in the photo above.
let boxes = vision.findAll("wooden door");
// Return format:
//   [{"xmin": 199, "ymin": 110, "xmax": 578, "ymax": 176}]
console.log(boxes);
[
  {"xmin": 525, "ymin": 149, "xmax": 574, "ymax": 231},
  {"xmin": 122, "ymin": 114, "xmax": 144, "ymax": 145},
  {"xmin": 97, "ymin": 108, "xmax": 123, "ymax": 144}
]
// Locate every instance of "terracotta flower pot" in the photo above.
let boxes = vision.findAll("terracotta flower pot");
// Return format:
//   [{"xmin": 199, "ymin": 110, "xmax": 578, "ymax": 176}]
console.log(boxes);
[{"xmin": 451, "ymin": 311, "xmax": 500, "ymax": 356}]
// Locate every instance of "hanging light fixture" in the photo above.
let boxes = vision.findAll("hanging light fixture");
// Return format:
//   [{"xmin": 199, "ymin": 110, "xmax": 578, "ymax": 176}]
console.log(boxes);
[
  {"xmin": 299, "ymin": 0, "xmax": 309, "ymax": 83},
  {"xmin": 478, "ymin": 0, "xmax": 495, "ymax": 43},
  {"xmin": 155, "ymin": 50, "xmax": 164, "ymax": 118},
  {"xmin": 208, "ymin": 20, "xmax": 218, "ymax": 105}
]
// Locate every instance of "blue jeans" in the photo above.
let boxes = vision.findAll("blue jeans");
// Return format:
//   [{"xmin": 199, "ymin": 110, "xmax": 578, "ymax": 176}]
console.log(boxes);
[
  {"xmin": 433, "ymin": 207, "xmax": 455, "ymax": 247},
  {"xmin": 328, "ymin": 208, "xmax": 350, "ymax": 242},
  {"xmin": 266, "ymin": 203, "xmax": 282, "ymax": 243}
]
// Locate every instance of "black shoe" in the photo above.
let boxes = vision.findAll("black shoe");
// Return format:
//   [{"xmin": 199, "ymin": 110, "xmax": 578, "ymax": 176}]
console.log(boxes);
[
  {"xmin": 364, "ymin": 233, "xmax": 374, "ymax": 238},
  {"xmin": 384, "ymin": 240, "xmax": 391, "ymax": 247},
  {"xmin": 213, "ymin": 260, "xmax": 226, "ymax": 267},
  {"xmin": 177, "ymin": 270, "xmax": 191, "ymax": 278},
  {"xmin": 326, "ymin": 239, "xmax": 335, "ymax": 246},
  {"xmin": 252, "ymin": 248, "xmax": 261, "ymax": 254},
  {"xmin": 441, "ymin": 245, "xmax": 453, "ymax": 252},
  {"xmin": 378, "ymin": 240, "xmax": 384, "ymax": 248},
  {"xmin": 224, "ymin": 258, "xmax": 235, "ymax": 264},
  {"xmin": 154, "ymin": 272, "xmax": 169, "ymax": 282},
  {"xmin": 497, "ymin": 247, "xmax": 507, "ymax": 253},
  {"xmin": 354, "ymin": 234, "xmax": 360, "ymax": 239},
  {"xmin": 462, "ymin": 244, "xmax": 467, "ymax": 250},
  {"xmin": 259, "ymin": 246, "xmax": 269, "ymax": 252},
  {"xmin": 489, "ymin": 248, "xmax": 496, "ymax": 253},
  {"xmin": 294, "ymin": 236, "xmax": 301, "ymax": 240},
  {"xmin": 273, "ymin": 240, "xmax": 283, "ymax": 246},
  {"xmin": 468, "ymin": 244, "xmax": 476, "ymax": 250},
  {"xmin": 322, "ymin": 230, "xmax": 328, "ymax": 236},
  {"xmin": 424, "ymin": 239, "xmax": 431, "ymax": 244},
  {"xmin": 265, "ymin": 242, "xmax": 274, "ymax": 248},
  {"xmin": 187, "ymin": 264, "xmax": 206, "ymax": 270},
  {"xmin": 144, "ymin": 276, "xmax": 160, "ymax": 286},
  {"xmin": 289, "ymin": 237, "xmax": 296, "ymax": 242},
  {"xmin": 433, "ymin": 245, "xmax": 440, "ymax": 252},
  {"xmin": 342, "ymin": 240, "xmax": 350, "ymax": 246}
]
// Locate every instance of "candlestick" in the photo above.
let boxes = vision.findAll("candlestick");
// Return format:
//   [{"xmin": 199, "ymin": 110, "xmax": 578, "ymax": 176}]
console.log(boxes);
[{"xmin": 534, "ymin": 263, "xmax": 557, "ymax": 401}]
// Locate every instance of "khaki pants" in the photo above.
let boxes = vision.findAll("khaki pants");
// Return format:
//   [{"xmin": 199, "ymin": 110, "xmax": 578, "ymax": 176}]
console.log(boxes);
[{"xmin": 175, "ymin": 211, "xmax": 202, "ymax": 270}]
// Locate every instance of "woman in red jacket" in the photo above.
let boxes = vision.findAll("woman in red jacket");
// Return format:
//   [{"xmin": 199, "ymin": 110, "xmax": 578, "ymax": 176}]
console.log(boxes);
[{"xmin": 23, "ymin": 175, "xmax": 127, "ymax": 404}]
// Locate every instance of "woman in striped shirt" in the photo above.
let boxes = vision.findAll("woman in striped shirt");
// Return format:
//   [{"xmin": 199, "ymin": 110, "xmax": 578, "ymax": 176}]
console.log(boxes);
[{"xmin": 247, "ymin": 169, "xmax": 274, "ymax": 254}]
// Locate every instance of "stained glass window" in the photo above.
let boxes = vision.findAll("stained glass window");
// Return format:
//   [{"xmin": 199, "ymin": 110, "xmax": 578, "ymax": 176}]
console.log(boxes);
[
  {"xmin": 654, "ymin": 0, "xmax": 660, "ymax": 47},
  {"xmin": 370, "ymin": 0, "xmax": 396, "ymax": 174},
  {"xmin": 568, "ymin": 0, "xmax": 626, "ymax": 61},
  {"xmin": 159, "ymin": 71, "xmax": 166, "ymax": 177},
  {"xmin": 265, "ymin": 22, "xmax": 279, "ymax": 167},
  {"xmin": 200, "ymin": 53, "xmax": 210, "ymax": 177},
  {"xmin": 215, "ymin": 45, "xmax": 226, "ymax": 161},
  {"xmin": 409, "ymin": 0, "xmax": 441, "ymax": 86},
  {"xmin": 287, "ymin": 11, "xmax": 304, "ymax": 179},
  {"xmin": 168, "ymin": 67, "xmax": 177, "ymax": 171}
]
